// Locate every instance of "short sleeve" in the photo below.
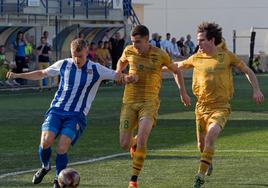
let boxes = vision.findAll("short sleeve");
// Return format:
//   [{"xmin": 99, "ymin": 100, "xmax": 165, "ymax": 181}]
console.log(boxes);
[
  {"xmin": 227, "ymin": 51, "xmax": 246, "ymax": 70},
  {"xmin": 161, "ymin": 51, "xmax": 173, "ymax": 67},
  {"xmin": 44, "ymin": 60, "xmax": 65, "ymax": 77},
  {"xmin": 119, "ymin": 45, "xmax": 130, "ymax": 63},
  {"xmin": 96, "ymin": 63, "xmax": 116, "ymax": 80},
  {"xmin": 180, "ymin": 56, "xmax": 195, "ymax": 69}
]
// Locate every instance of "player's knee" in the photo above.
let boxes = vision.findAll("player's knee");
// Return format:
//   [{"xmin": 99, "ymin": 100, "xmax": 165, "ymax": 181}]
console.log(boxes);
[
  {"xmin": 40, "ymin": 137, "xmax": 53, "ymax": 148},
  {"xmin": 56, "ymin": 144, "xmax": 69, "ymax": 154}
]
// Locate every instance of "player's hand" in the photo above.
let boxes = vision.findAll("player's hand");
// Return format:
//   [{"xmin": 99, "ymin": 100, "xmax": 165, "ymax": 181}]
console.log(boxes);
[
  {"xmin": 253, "ymin": 89, "xmax": 264, "ymax": 104},
  {"xmin": 180, "ymin": 92, "xmax": 191, "ymax": 107},
  {"xmin": 124, "ymin": 74, "xmax": 138, "ymax": 84},
  {"xmin": 6, "ymin": 71, "xmax": 16, "ymax": 80}
]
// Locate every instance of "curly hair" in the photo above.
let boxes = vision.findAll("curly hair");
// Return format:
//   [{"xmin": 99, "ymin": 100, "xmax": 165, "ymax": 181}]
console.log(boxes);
[{"xmin": 197, "ymin": 22, "xmax": 222, "ymax": 45}]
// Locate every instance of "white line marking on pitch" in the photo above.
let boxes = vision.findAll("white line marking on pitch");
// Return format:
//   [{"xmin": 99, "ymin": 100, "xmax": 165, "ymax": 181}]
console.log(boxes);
[
  {"xmin": 1, "ymin": 149, "xmax": 268, "ymax": 179},
  {"xmin": 0, "ymin": 153, "xmax": 128, "ymax": 179},
  {"xmin": 151, "ymin": 149, "xmax": 268, "ymax": 153}
]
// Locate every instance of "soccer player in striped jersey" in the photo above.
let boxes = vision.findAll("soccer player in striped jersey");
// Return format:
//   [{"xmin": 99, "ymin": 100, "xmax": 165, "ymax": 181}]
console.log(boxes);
[
  {"xmin": 176, "ymin": 22, "xmax": 264, "ymax": 188},
  {"xmin": 116, "ymin": 25, "xmax": 191, "ymax": 188},
  {"xmin": 6, "ymin": 38, "xmax": 137, "ymax": 188}
]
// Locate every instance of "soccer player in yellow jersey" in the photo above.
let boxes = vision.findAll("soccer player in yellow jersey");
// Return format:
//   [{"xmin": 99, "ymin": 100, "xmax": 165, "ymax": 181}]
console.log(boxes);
[
  {"xmin": 176, "ymin": 22, "xmax": 264, "ymax": 188},
  {"xmin": 116, "ymin": 25, "xmax": 191, "ymax": 188}
]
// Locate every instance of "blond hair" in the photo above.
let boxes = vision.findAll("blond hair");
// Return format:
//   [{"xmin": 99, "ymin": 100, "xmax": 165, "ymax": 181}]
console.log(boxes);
[{"xmin": 71, "ymin": 38, "xmax": 88, "ymax": 52}]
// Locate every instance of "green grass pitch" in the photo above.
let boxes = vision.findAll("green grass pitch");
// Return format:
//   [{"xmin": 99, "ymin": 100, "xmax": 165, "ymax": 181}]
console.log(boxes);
[{"xmin": 0, "ymin": 74, "xmax": 267, "ymax": 188}]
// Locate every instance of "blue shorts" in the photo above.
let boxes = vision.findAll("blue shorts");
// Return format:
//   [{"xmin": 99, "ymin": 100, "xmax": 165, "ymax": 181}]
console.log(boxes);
[{"xmin": 42, "ymin": 109, "xmax": 87, "ymax": 145}]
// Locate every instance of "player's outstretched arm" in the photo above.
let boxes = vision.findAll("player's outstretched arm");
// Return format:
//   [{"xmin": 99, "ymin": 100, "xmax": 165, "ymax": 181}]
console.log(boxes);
[
  {"xmin": 114, "ymin": 72, "xmax": 138, "ymax": 85},
  {"xmin": 6, "ymin": 70, "xmax": 47, "ymax": 81},
  {"xmin": 239, "ymin": 65, "xmax": 264, "ymax": 104},
  {"xmin": 116, "ymin": 59, "xmax": 129, "ymax": 73},
  {"xmin": 170, "ymin": 62, "xmax": 191, "ymax": 106}
]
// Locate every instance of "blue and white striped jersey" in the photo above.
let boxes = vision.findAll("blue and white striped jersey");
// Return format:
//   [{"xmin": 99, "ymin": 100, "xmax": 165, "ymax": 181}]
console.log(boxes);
[{"xmin": 44, "ymin": 58, "xmax": 116, "ymax": 115}]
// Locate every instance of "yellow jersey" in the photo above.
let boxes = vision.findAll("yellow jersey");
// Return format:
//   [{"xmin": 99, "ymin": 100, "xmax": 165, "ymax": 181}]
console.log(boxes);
[
  {"xmin": 120, "ymin": 45, "xmax": 176, "ymax": 103},
  {"xmin": 181, "ymin": 47, "xmax": 245, "ymax": 106}
]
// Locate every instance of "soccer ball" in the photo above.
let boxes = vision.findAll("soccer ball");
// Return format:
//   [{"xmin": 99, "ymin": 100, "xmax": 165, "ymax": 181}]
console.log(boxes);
[{"xmin": 58, "ymin": 168, "xmax": 80, "ymax": 188}]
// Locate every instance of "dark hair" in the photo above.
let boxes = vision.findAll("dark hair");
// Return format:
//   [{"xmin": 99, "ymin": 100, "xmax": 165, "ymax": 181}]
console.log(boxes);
[
  {"xmin": 131, "ymin": 25, "xmax": 149, "ymax": 37},
  {"xmin": 197, "ymin": 22, "xmax": 222, "ymax": 45},
  {"xmin": 71, "ymin": 38, "xmax": 88, "ymax": 52},
  {"xmin": 16, "ymin": 31, "xmax": 24, "ymax": 44},
  {"xmin": 98, "ymin": 40, "xmax": 103, "ymax": 45}
]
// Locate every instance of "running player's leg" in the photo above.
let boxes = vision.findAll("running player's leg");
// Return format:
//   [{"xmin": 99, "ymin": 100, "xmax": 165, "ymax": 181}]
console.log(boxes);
[
  {"xmin": 194, "ymin": 109, "xmax": 229, "ymax": 187},
  {"xmin": 129, "ymin": 100, "xmax": 159, "ymax": 188},
  {"xmin": 53, "ymin": 114, "xmax": 86, "ymax": 188},
  {"xmin": 130, "ymin": 118, "xmax": 153, "ymax": 185},
  {"xmin": 33, "ymin": 112, "xmax": 60, "ymax": 184},
  {"xmin": 119, "ymin": 103, "xmax": 138, "ymax": 150}
]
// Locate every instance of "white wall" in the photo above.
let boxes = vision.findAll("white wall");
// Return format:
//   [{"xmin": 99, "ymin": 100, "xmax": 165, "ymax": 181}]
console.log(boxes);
[{"xmin": 137, "ymin": 0, "xmax": 268, "ymax": 55}]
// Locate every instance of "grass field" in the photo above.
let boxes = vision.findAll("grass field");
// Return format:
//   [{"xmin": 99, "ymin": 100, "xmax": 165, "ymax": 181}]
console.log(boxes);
[{"xmin": 0, "ymin": 74, "xmax": 267, "ymax": 188}]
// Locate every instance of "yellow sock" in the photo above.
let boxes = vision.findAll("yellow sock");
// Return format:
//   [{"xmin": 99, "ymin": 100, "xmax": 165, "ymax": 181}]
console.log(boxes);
[
  {"xmin": 198, "ymin": 146, "xmax": 214, "ymax": 175},
  {"xmin": 132, "ymin": 147, "xmax": 147, "ymax": 176}
]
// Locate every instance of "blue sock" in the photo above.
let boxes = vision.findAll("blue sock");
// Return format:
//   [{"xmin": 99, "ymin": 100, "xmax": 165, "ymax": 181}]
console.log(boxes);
[
  {"xmin": 39, "ymin": 146, "xmax": 52, "ymax": 168},
  {"xmin": 56, "ymin": 153, "xmax": 68, "ymax": 177}
]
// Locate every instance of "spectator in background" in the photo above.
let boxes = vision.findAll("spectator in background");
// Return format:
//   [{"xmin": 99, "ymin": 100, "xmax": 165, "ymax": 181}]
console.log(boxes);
[
  {"xmin": 96, "ymin": 41, "xmax": 111, "ymax": 68},
  {"xmin": 25, "ymin": 34, "xmax": 36, "ymax": 71},
  {"xmin": 78, "ymin": 32, "xmax": 85, "ymax": 39},
  {"xmin": 95, "ymin": 40, "xmax": 105, "ymax": 65},
  {"xmin": 0, "ymin": 45, "xmax": 14, "ymax": 86},
  {"xmin": 43, "ymin": 31, "xmax": 52, "ymax": 48},
  {"xmin": 177, "ymin": 37, "xmax": 188, "ymax": 57},
  {"xmin": 184, "ymin": 34, "xmax": 195, "ymax": 55},
  {"xmin": 87, "ymin": 42, "xmax": 97, "ymax": 62},
  {"xmin": 37, "ymin": 36, "xmax": 52, "ymax": 90},
  {"xmin": 11, "ymin": 31, "xmax": 27, "ymax": 85},
  {"xmin": 170, "ymin": 37, "xmax": 181, "ymax": 60},
  {"xmin": 103, "ymin": 41, "xmax": 112, "ymax": 68},
  {"xmin": 150, "ymin": 33, "xmax": 160, "ymax": 48},
  {"xmin": 161, "ymin": 33, "xmax": 173, "ymax": 56},
  {"xmin": 109, "ymin": 32, "xmax": 125, "ymax": 70}
]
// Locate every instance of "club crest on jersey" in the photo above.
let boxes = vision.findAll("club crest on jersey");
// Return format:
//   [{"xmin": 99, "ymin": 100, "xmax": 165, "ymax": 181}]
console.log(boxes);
[{"xmin": 87, "ymin": 69, "xmax": 93, "ymax": 74}]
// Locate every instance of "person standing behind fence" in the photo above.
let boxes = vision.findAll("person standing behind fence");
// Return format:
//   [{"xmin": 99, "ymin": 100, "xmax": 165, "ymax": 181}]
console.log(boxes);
[
  {"xmin": 184, "ymin": 34, "xmax": 195, "ymax": 55},
  {"xmin": 109, "ymin": 32, "xmax": 125, "ymax": 70},
  {"xmin": 37, "ymin": 36, "xmax": 52, "ymax": 90},
  {"xmin": 11, "ymin": 31, "xmax": 27, "ymax": 85}
]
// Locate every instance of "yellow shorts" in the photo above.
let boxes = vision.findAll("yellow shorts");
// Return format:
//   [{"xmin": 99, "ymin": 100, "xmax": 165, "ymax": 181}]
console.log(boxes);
[
  {"xmin": 119, "ymin": 99, "xmax": 160, "ymax": 132},
  {"xmin": 195, "ymin": 104, "xmax": 230, "ymax": 134}
]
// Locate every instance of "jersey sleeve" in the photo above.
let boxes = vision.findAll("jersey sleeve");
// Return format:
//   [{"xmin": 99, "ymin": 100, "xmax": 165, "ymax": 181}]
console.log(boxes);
[
  {"xmin": 119, "ymin": 45, "xmax": 130, "ymax": 63},
  {"xmin": 227, "ymin": 51, "xmax": 246, "ymax": 70},
  {"xmin": 96, "ymin": 63, "xmax": 116, "ymax": 80},
  {"xmin": 161, "ymin": 50, "xmax": 177, "ymax": 73},
  {"xmin": 44, "ymin": 59, "xmax": 65, "ymax": 77},
  {"xmin": 180, "ymin": 55, "xmax": 195, "ymax": 69}
]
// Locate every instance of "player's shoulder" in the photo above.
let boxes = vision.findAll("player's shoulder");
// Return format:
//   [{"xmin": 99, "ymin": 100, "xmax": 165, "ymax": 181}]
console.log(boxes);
[{"xmin": 150, "ymin": 45, "xmax": 169, "ymax": 57}]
